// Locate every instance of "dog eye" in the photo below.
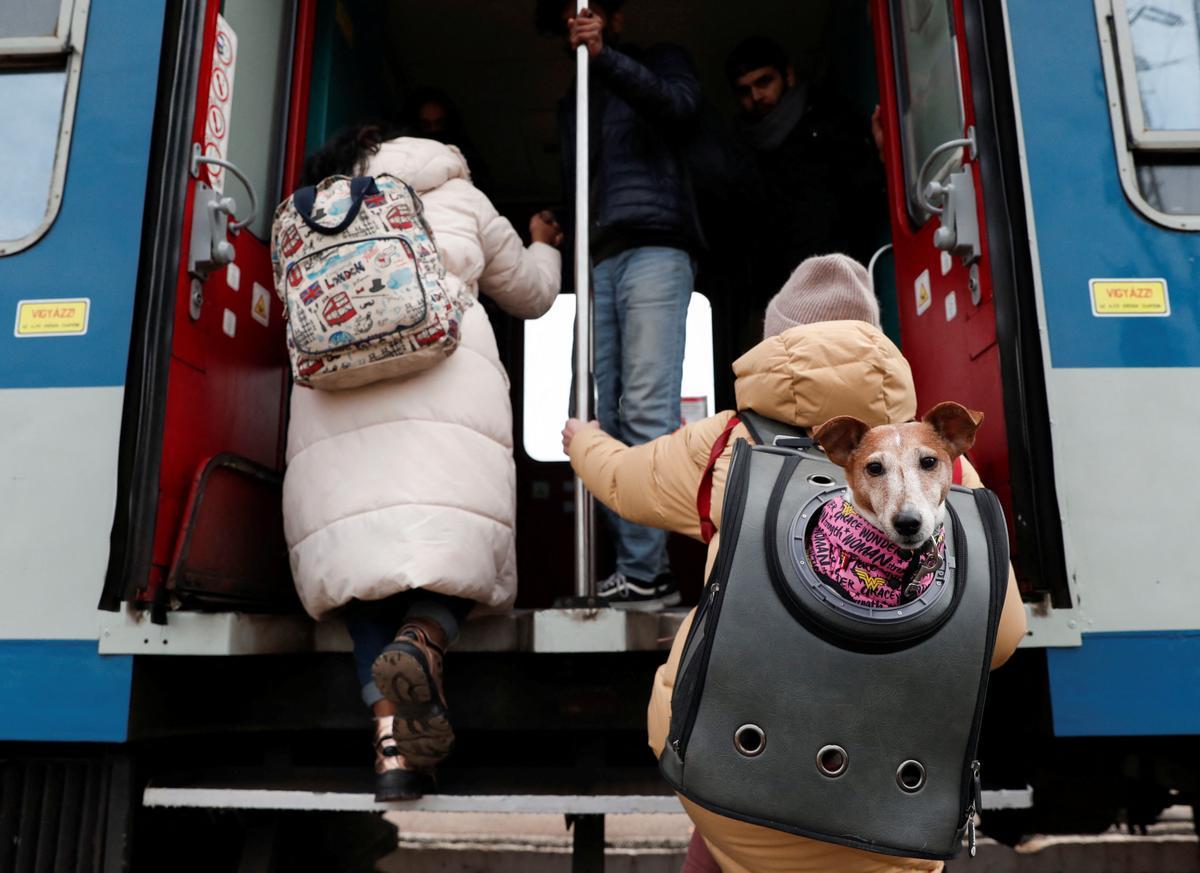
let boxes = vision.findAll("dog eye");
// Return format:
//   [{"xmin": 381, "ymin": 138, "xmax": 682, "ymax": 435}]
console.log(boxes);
[
  {"xmin": 866, "ymin": 461, "xmax": 884, "ymax": 476},
  {"xmin": 920, "ymin": 457, "xmax": 938, "ymax": 470}
]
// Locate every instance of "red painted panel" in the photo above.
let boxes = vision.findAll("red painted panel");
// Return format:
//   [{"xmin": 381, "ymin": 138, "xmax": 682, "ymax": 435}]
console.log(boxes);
[
  {"xmin": 146, "ymin": 0, "xmax": 296, "ymax": 607},
  {"xmin": 871, "ymin": 0, "xmax": 1015, "ymax": 536},
  {"xmin": 168, "ymin": 455, "xmax": 294, "ymax": 609}
]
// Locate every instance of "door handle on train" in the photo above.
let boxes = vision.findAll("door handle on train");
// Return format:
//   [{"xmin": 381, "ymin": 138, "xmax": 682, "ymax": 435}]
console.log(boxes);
[
  {"xmin": 914, "ymin": 128, "xmax": 980, "ymax": 263},
  {"xmin": 187, "ymin": 144, "xmax": 259, "ymax": 284}
]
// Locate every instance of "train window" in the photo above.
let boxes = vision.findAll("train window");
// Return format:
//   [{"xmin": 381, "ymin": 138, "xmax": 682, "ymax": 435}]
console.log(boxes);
[
  {"xmin": 890, "ymin": 0, "xmax": 966, "ymax": 224},
  {"xmin": 219, "ymin": 0, "xmax": 293, "ymax": 240},
  {"xmin": 0, "ymin": 0, "xmax": 85, "ymax": 256},
  {"xmin": 1113, "ymin": 0, "xmax": 1200, "ymax": 143},
  {"xmin": 1099, "ymin": 0, "xmax": 1200, "ymax": 228},
  {"xmin": 0, "ymin": 69, "xmax": 67, "ymax": 242},
  {"xmin": 522, "ymin": 293, "xmax": 716, "ymax": 463},
  {"xmin": 0, "ymin": 0, "xmax": 70, "ymax": 52}
]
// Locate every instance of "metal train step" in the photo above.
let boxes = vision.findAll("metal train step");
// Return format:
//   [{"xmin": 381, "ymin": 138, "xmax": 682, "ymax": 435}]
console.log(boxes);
[
  {"xmin": 100, "ymin": 607, "xmax": 693, "ymax": 655},
  {"xmin": 142, "ymin": 767, "xmax": 1032, "ymax": 813}
]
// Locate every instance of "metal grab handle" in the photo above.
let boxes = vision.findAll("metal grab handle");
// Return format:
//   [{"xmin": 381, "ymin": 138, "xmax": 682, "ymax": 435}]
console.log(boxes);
[
  {"xmin": 572, "ymin": 0, "xmax": 596, "ymax": 600},
  {"xmin": 867, "ymin": 242, "xmax": 893, "ymax": 295},
  {"xmin": 191, "ymin": 144, "xmax": 259, "ymax": 234},
  {"xmin": 914, "ymin": 128, "xmax": 976, "ymax": 217}
]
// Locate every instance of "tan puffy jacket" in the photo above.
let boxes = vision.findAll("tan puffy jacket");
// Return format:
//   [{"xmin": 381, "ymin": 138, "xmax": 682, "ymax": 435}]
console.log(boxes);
[
  {"xmin": 568, "ymin": 321, "xmax": 1027, "ymax": 873},
  {"xmin": 284, "ymin": 138, "xmax": 560, "ymax": 619}
]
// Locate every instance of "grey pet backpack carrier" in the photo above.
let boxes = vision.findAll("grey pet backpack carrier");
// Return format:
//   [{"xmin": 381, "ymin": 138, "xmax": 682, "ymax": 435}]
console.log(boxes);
[{"xmin": 660, "ymin": 434, "xmax": 1009, "ymax": 860}]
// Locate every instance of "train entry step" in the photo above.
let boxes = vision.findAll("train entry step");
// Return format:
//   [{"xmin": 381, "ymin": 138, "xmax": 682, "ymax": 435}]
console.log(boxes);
[
  {"xmin": 100, "ymin": 606, "xmax": 691, "ymax": 656},
  {"xmin": 143, "ymin": 766, "xmax": 1030, "ymax": 814},
  {"xmin": 143, "ymin": 766, "xmax": 682, "ymax": 814}
]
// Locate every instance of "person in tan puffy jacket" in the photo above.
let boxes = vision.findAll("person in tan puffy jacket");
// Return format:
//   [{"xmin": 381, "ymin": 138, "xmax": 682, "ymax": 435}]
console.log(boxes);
[{"xmin": 563, "ymin": 255, "xmax": 1027, "ymax": 873}]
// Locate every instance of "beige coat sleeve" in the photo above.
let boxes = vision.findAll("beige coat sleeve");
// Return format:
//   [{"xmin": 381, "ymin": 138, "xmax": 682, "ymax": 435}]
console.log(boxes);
[
  {"xmin": 958, "ymin": 458, "xmax": 1027, "ymax": 668},
  {"xmin": 474, "ymin": 191, "xmax": 561, "ymax": 319},
  {"xmin": 567, "ymin": 412, "xmax": 738, "ymax": 540}
]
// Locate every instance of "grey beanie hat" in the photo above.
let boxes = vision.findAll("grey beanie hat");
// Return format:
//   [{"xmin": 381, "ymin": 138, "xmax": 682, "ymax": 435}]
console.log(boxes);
[{"xmin": 762, "ymin": 254, "xmax": 882, "ymax": 339}]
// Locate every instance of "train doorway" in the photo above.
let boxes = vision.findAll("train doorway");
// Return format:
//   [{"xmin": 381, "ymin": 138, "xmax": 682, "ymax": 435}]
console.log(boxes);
[
  {"xmin": 299, "ymin": 0, "xmax": 890, "ymax": 607},
  {"xmin": 108, "ymin": 1, "xmax": 1073, "ymax": 621}
]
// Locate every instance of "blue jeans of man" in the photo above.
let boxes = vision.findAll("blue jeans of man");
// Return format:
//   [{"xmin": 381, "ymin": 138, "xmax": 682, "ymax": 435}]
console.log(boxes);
[{"xmin": 591, "ymin": 246, "xmax": 693, "ymax": 582}]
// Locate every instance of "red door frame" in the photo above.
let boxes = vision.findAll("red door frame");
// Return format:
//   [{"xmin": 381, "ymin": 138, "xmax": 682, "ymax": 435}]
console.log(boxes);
[
  {"xmin": 141, "ymin": 0, "xmax": 316, "ymax": 608},
  {"xmin": 871, "ymin": 0, "xmax": 1015, "ymax": 533}
]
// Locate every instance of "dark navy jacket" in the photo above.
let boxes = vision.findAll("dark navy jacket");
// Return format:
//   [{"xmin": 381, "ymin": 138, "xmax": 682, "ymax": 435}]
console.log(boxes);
[{"xmin": 559, "ymin": 42, "xmax": 703, "ymax": 260}]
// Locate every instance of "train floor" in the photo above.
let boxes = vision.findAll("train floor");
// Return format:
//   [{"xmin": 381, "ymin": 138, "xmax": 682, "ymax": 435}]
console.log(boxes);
[{"xmin": 378, "ymin": 808, "xmax": 1200, "ymax": 873}]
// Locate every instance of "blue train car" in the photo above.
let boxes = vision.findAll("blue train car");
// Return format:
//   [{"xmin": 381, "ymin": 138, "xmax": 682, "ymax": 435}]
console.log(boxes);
[
  {"xmin": 873, "ymin": 0, "xmax": 1200, "ymax": 836},
  {"xmin": 0, "ymin": 0, "xmax": 1197, "ymax": 867},
  {"xmin": 0, "ymin": 0, "xmax": 157, "ymax": 741}
]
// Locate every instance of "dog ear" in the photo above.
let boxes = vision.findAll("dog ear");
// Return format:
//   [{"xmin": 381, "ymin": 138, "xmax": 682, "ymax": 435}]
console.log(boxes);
[
  {"xmin": 814, "ymin": 416, "xmax": 871, "ymax": 467},
  {"xmin": 923, "ymin": 402, "xmax": 984, "ymax": 458}
]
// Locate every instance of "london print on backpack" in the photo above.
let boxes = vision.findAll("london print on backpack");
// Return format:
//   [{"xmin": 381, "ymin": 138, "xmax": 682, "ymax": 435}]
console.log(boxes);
[{"xmin": 271, "ymin": 173, "xmax": 467, "ymax": 390}]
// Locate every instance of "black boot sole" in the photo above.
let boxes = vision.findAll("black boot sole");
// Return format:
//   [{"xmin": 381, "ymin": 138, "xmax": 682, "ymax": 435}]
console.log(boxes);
[
  {"xmin": 375, "ymin": 767, "xmax": 433, "ymax": 803},
  {"xmin": 372, "ymin": 645, "xmax": 455, "ymax": 769}
]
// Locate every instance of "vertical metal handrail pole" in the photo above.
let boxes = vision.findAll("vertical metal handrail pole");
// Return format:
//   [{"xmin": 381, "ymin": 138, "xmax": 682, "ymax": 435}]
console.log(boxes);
[{"xmin": 572, "ymin": 0, "xmax": 594, "ymax": 600}]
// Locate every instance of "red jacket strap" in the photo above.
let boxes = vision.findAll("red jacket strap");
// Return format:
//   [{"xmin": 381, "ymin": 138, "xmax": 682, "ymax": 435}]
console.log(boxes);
[{"xmin": 698, "ymin": 415, "xmax": 741, "ymax": 544}]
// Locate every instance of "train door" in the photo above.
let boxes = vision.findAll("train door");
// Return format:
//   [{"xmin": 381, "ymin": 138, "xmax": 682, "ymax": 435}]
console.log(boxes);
[
  {"xmin": 872, "ymin": 0, "xmax": 1068, "ymax": 603},
  {"xmin": 103, "ymin": 0, "xmax": 315, "ymax": 618}
]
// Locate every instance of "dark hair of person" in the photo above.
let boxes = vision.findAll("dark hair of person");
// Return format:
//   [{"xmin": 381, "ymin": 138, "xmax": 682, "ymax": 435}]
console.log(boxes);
[
  {"xmin": 398, "ymin": 87, "xmax": 494, "ymax": 195},
  {"xmin": 534, "ymin": 0, "xmax": 625, "ymax": 36},
  {"xmin": 725, "ymin": 36, "xmax": 790, "ymax": 84},
  {"xmin": 401, "ymin": 88, "xmax": 466, "ymax": 144},
  {"xmin": 300, "ymin": 122, "xmax": 401, "ymax": 186}
]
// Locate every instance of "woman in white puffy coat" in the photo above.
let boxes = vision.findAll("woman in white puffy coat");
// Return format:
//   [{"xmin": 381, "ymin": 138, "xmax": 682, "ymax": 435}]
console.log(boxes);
[{"xmin": 284, "ymin": 129, "xmax": 561, "ymax": 800}]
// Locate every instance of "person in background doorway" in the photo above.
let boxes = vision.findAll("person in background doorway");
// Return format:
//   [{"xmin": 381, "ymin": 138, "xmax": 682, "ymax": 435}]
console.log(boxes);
[
  {"xmin": 285, "ymin": 125, "xmax": 562, "ymax": 801},
  {"xmin": 726, "ymin": 36, "xmax": 885, "ymax": 301},
  {"xmin": 536, "ymin": 0, "xmax": 703, "ymax": 610},
  {"xmin": 399, "ymin": 87, "xmax": 495, "ymax": 195}
]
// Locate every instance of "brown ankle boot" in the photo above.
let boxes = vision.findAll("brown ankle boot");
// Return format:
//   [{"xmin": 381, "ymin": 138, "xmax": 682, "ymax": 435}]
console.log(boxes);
[
  {"xmin": 373, "ymin": 715, "xmax": 432, "ymax": 802},
  {"xmin": 371, "ymin": 623, "xmax": 455, "ymax": 769}
]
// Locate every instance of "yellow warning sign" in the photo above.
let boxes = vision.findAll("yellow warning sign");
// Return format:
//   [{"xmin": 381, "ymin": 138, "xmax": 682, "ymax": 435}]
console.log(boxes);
[
  {"xmin": 15, "ymin": 298, "xmax": 90, "ymax": 337},
  {"xmin": 251, "ymin": 282, "xmax": 270, "ymax": 327},
  {"xmin": 914, "ymin": 268, "xmax": 932, "ymax": 316},
  {"xmin": 1090, "ymin": 279, "xmax": 1169, "ymax": 316}
]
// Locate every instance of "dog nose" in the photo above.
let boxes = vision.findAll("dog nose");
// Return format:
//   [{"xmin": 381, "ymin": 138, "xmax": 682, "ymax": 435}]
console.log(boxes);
[{"xmin": 893, "ymin": 512, "xmax": 922, "ymax": 537}]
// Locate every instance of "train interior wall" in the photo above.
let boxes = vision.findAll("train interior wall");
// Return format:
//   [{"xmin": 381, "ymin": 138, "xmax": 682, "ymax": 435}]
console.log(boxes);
[{"xmin": 299, "ymin": 0, "xmax": 892, "ymax": 608}]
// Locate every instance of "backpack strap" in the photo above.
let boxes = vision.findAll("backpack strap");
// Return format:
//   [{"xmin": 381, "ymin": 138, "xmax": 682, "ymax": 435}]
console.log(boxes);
[
  {"xmin": 698, "ymin": 415, "xmax": 742, "ymax": 544},
  {"xmin": 740, "ymin": 410, "xmax": 813, "ymax": 449},
  {"xmin": 292, "ymin": 175, "xmax": 379, "ymax": 235},
  {"xmin": 699, "ymin": 411, "xmax": 818, "ymax": 543}
]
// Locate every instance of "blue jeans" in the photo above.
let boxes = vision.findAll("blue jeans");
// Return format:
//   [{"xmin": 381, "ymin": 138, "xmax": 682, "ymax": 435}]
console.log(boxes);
[
  {"xmin": 591, "ymin": 246, "xmax": 693, "ymax": 582},
  {"xmin": 342, "ymin": 591, "xmax": 472, "ymax": 708}
]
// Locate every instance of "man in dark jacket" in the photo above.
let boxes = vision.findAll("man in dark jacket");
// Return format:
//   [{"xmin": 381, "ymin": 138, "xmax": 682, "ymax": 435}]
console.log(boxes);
[
  {"xmin": 726, "ymin": 36, "xmax": 885, "ymax": 299},
  {"xmin": 539, "ymin": 0, "xmax": 702, "ymax": 609}
]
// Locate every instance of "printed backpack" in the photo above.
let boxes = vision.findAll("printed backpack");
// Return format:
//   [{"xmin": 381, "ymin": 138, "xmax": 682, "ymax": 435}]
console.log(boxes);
[{"xmin": 270, "ymin": 173, "xmax": 467, "ymax": 390}]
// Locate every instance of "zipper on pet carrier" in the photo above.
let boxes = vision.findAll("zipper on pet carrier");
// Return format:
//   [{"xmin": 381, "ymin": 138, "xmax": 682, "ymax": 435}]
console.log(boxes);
[
  {"xmin": 963, "ymin": 759, "xmax": 981, "ymax": 857},
  {"xmin": 674, "ymin": 580, "xmax": 722, "ymax": 762},
  {"xmin": 670, "ymin": 442, "xmax": 756, "ymax": 762}
]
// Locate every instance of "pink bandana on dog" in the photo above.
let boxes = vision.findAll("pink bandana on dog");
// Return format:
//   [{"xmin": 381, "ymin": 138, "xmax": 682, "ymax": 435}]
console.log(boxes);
[{"xmin": 806, "ymin": 496, "xmax": 945, "ymax": 608}]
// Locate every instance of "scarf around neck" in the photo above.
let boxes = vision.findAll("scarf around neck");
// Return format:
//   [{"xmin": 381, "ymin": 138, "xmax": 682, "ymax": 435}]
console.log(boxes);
[
  {"xmin": 736, "ymin": 83, "xmax": 809, "ymax": 152},
  {"xmin": 806, "ymin": 495, "xmax": 945, "ymax": 608}
]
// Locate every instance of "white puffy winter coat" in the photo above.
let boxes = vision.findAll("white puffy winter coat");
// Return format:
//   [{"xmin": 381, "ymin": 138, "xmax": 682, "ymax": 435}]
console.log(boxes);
[{"xmin": 283, "ymin": 137, "xmax": 561, "ymax": 620}]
